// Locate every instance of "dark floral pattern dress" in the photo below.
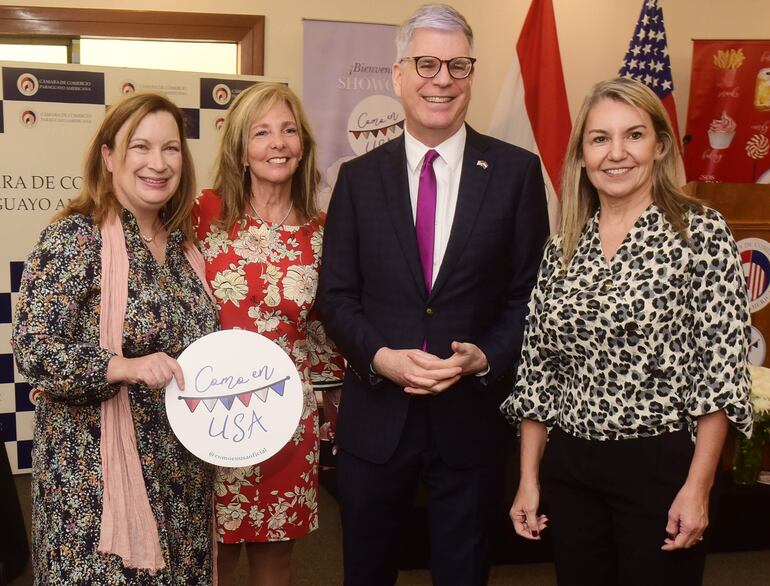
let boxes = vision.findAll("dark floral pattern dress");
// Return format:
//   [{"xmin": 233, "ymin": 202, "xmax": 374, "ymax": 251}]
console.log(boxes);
[
  {"xmin": 195, "ymin": 190, "xmax": 343, "ymax": 543},
  {"xmin": 12, "ymin": 211, "xmax": 219, "ymax": 585}
]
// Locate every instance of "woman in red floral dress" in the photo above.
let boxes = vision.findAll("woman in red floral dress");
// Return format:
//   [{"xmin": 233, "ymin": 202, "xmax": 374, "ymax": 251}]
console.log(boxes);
[{"xmin": 195, "ymin": 83, "xmax": 343, "ymax": 586}]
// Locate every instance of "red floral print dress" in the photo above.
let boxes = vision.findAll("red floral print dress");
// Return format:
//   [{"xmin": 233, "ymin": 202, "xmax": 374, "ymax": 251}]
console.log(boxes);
[{"xmin": 195, "ymin": 189, "xmax": 343, "ymax": 543}]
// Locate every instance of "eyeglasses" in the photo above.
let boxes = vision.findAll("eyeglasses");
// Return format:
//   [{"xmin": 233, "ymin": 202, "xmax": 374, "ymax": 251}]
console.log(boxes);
[{"xmin": 400, "ymin": 56, "xmax": 476, "ymax": 79}]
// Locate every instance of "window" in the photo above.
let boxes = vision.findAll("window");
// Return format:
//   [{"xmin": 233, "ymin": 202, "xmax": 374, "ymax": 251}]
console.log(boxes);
[
  {"xmin": 0, "ymin": 7, "xmax": 264, "ymax": 75},
  {"xmin": 0, "ymin": 41, "xmax": 67, "ymax": 64},
  {"xmin": 79, "ymin": 39, "xmax": 237, "ymax": 74}
]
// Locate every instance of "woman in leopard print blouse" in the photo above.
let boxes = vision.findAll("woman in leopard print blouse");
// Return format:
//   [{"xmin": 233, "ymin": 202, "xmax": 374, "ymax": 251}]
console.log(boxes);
[{"xmin": 501, "ymin": 78, "xmax": 752, "ymax": 586}]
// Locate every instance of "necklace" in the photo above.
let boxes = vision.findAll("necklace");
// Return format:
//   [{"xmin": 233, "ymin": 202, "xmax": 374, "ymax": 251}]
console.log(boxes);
[
  {"xmin": 140, "ymin": 223, "xmax": 161, "ymax": 243},
  {"xmin": 249, "ymin": 199, "xmax": 294, "ymax": 228}
]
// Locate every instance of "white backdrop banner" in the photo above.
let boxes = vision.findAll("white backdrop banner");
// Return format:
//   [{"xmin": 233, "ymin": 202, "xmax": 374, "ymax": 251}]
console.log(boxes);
[
  {"xmin": 302, "ymin": 19, "xmax": 404, "ymax": 209},
  {"xmin": 0, "ymin": 61, "xmax": 273, "ymax": 473}
]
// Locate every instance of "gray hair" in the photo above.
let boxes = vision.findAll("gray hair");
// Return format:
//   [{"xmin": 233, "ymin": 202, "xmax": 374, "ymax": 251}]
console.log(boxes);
[{"xmin": 395, "ymin": 3, "xmax": 474, "ymax": 60}]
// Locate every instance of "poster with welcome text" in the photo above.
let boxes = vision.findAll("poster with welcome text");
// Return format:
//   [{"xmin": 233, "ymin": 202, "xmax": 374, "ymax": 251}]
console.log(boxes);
[
  {"xmin": 302, "ymin": 19, "xmax": 404, "ymax": 210},
  {"xmin": 684, "ymin": 40, "xmax": 770, "ymax": 183}
]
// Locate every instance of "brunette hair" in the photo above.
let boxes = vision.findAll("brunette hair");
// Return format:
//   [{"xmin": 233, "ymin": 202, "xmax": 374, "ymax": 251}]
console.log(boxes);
[{"xmin": 57, "ymin": 92, "xmax": 196, "ymax": 240}]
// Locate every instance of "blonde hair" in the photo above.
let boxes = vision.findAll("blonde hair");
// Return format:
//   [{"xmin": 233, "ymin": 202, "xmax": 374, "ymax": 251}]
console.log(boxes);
[
  {"xmin": 559, "ymin": 77, "xmax": 701, "ymax": 267},
  {"xmin": 212, "ymin": 82, "xmax": 320, "ymax": 230},
  {"xmin": 57, "ymin": 92, "xmax": 197, "ymax": 241}
]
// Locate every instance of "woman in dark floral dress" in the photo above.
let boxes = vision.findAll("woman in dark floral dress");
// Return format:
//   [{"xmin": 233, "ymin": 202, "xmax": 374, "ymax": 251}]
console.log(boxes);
[
  {"xmin": 12, "ymin": 93, "xmax": 218, "ymax": 585},
  {"xmin": 194, "ymin": 82, "xmax": 343, "ymax": 586}
]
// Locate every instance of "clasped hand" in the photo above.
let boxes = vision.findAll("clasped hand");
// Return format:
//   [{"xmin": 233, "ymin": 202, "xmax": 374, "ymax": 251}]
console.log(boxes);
[{"xmin": 372, "ymin": 341, "xmax": 487, "ymax": 395}]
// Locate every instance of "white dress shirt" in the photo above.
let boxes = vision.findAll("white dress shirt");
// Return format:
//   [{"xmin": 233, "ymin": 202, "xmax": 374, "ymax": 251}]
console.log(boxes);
[{"xmin": 404, "ymin": 126, "xmax": 466, "ymax": 287}]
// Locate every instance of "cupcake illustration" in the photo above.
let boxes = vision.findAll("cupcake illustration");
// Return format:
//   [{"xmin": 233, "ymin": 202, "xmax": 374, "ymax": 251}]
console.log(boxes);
[{"xmin": 708, "ymin": 111, "xmax": 737, "ymax": 150}]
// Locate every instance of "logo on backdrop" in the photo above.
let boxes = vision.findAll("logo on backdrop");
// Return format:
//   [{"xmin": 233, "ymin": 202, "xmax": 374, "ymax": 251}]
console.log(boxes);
[
  {"xmin": 214, "ymin": 116, "xmax": 225, "ymax": 131},
  {"xmin": 20, "ymin": 110, "xmax": 37, "ymax": 128},
  {"xmin": 29, "ymin": 388, "xmax": 44, "ymax": 405},
  {"xmin": 346, "ymin": 95, "xmax": 404, "ymax": 156},
  {"xmin": 738, "ymin": 237, "xmax": 770, "ymax": 312},
  {"xmin": 165, "ymin": 330, "xmax": 303, "ymax": 467},
  {"xmin": 121, "ymin": 82, "xmax": 136, "ymax": 95},
  {"xmin": 17, "ymin": 73, "xmax": 39, "ymax": 96},
  {"xmin": 199, "ymin": 78, "xmax": 259, "ymax": 110},
  {"xmin": 3, "ymin": 67, "xmax": 105, "ymax": 104},
  {"xmin": 212, "ymin": 83, "xmax": 232, "ymax": 106}
]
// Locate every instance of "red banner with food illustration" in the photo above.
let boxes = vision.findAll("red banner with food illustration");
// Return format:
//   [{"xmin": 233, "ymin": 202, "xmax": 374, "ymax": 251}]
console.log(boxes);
[{"xmin": 684, "ymin": 40, "xmax": 770, "ymax": 184}]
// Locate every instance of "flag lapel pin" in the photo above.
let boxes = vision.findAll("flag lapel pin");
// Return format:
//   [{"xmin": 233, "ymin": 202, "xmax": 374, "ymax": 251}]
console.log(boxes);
[{"xmin": 476, "ymin": 160, "xmax": 488, "ymax": 170}]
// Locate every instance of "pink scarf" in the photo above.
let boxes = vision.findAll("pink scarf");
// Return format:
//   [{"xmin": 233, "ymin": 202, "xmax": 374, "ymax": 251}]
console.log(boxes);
[{"xmin": 97, "ymin": 212, "xmax": 212, "ymax": 573}]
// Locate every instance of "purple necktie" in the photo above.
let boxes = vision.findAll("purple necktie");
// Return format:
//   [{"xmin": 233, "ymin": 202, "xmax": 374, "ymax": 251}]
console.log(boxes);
[{"xmin": 415, "ymin": 149, "xmax": 439, "ymax": 294}]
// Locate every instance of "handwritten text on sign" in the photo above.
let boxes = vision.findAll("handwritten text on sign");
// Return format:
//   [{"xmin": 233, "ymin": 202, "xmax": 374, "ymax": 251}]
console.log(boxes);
[{"xmin": 165, "ymin": 330, "xmax": 303, "ymax": 467}]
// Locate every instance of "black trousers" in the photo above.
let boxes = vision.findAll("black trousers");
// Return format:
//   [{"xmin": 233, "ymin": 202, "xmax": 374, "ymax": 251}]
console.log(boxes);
[
  {"xmin": 543, "ymin": 427, "xmax": 708, "ymax": 586},
  {"xmin": 336, "ymin": 398, "xmax": 505, "ymax": 586}
]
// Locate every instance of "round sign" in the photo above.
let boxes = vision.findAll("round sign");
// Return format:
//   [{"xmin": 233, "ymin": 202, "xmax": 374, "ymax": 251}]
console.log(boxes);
[
  {"xmin": 738, "ymin": 237, "xmax": 770, "ymax": 313},
  {"xmin": 346, "ymin": 94, "xmax": 404, "ymax": 155},
  {"xmin": 165, "ymin": 329, "xmax": 303, "ymax": 467}
]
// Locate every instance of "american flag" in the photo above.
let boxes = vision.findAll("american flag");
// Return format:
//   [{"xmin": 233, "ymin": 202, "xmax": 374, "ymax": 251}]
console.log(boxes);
[
  {"xmin": 618, "ymin": 0, "xmax": 681, "ymax": 146},
  {"xmin": 741, "ymin": 249, "xmax": 770, "ymax": 304}
]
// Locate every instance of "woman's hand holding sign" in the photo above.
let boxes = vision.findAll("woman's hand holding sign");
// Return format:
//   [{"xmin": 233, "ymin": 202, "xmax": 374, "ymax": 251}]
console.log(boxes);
[{"xmin": 107, "ymin": 353, "xmax": 185, "ymax": 390}]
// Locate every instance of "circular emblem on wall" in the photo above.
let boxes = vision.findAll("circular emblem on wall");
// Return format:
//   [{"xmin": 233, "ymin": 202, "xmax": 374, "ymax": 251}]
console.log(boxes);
[
  {"xmin": 17, "ymin": 73, "xmax": 39, "ymax": 96},
  {"xmin": 214, "ymin": 116, "xmax": 226, "ymax": 131},
  {"xmin": 749, "ymin": 325, "xmax": 767, "ymax": 366},
  {"xmin": 29, "ymin": 388, "xmax": 44, "ymax": 405},
  {"xmin": 347, "ymin": 95, "xmax": 404, "ymax": 156},
  {"xmin": 738, "ymin": 237, "xmax": 770, "ymax": 313},
  {"xmin": 121, "ymin": 81, "xmax": 136, "ymax": 95},
  {"xmin": 165, "ymin": 330, "xmax": 303, "ymax": 467},
  {"xmin": 212, "ymin": 83, "xmax": 232, "ymax": 106},
  {"xmin": 21, "ymin": 110, "xmax": 37, "ymax": 127}
]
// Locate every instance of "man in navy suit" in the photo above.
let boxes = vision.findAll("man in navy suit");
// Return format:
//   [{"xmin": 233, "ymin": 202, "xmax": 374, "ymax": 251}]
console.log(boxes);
[{"xmin": 317, "ymin": 4, "xmax": 549, "ymax": 585}]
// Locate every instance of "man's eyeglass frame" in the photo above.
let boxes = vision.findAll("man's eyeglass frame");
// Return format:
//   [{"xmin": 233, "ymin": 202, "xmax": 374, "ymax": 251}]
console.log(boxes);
[{"xmin": 399, "ymin": 56, "xmax": 476, "ymax": 80}]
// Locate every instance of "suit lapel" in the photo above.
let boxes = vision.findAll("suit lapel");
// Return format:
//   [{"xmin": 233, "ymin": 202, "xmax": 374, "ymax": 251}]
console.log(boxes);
[
  {"xmin": 379, "ymin": 137, "xmax": 428, "ymax": 298},
  {"xmin": 430, "ymin": 127, "xmax": 491, "ymax": 299}
]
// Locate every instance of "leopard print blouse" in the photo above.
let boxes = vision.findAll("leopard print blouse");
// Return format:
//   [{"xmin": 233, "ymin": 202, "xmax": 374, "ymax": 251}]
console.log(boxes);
[{"xmin": 501, "ymin": 203, "xmax": 753, "ymax": 441}]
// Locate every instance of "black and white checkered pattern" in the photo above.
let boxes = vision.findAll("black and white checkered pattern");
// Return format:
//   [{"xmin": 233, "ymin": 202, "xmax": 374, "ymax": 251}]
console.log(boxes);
[{"xmin": 1, "ymin": 260, "xmax": 33, "ymax": 473}]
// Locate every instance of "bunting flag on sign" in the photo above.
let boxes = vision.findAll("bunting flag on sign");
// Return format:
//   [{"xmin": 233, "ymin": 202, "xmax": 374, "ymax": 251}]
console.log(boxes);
[
  {"xmin": 178, "ymin": 376, "xmax": 290, "ymax": 413},
  {"xmin": 488, "ymin": 0, "xmax": 571, "ymax": 233},
  {"xmin": 349, "ymin": 120, "xmax": 404, "ymax": 140},
  {"xmin": 618, "ymin": 0, "xmax": 686, "ymax": 184}
]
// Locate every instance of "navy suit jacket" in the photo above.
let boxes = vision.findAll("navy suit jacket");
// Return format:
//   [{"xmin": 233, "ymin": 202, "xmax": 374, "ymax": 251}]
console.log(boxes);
[{"xmin": 317, "ymin": 125, "xmax": 549, "ymax": 468}]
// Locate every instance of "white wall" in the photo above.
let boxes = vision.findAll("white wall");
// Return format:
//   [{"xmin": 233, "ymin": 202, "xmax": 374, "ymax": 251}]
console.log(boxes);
[{"xmin": 3, "ymin": 0, "xmax": 770, "ymax": 132}]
